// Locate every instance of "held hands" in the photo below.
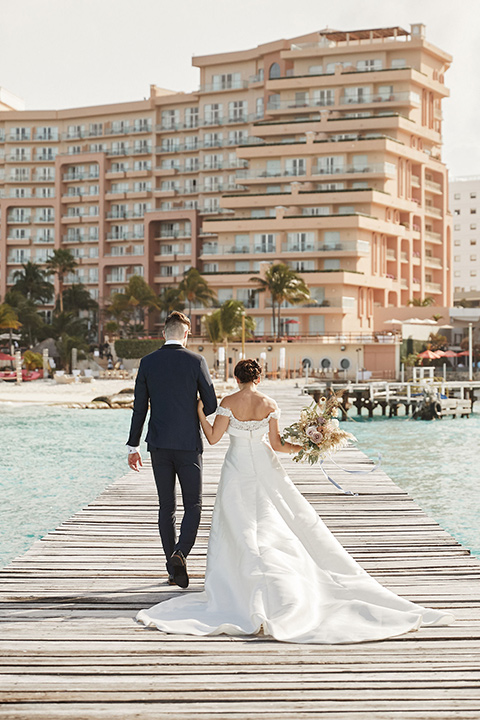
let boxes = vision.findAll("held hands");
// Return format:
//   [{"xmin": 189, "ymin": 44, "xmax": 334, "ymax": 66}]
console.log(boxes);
[
  {"xmin": 128, "ymin": 452, "xmax": 143, "ymax": 472},
  {"xmin": 197, "ymin": 398, "xmax": 205, "ymax": 417}
]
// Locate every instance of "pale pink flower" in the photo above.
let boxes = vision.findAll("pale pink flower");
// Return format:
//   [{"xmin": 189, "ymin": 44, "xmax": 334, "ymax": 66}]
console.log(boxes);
[
  {"xmin": 305, "ymin": 425, "xmax": 318, "ymax": 439},
  {"xmin": 310, "ymin": 431, "xmax": 323, "ymax": 444}
]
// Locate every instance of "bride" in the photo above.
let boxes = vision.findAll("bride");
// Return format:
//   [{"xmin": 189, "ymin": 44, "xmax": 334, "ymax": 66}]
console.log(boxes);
[{"xmin": 136, "ymin": 359, "xmax": 454, "ymax": 643}]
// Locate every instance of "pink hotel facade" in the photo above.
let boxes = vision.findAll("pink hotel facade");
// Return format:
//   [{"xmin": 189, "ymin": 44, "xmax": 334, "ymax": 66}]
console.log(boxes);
[{"xmin": 0, "ymin": 24, "xmax": 452, "ymax": 371}]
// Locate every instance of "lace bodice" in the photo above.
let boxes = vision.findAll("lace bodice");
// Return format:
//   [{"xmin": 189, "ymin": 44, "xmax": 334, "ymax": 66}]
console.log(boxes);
[{"xmin": 216, "ymin": 405, "xmax": 280, "ymax": 431}]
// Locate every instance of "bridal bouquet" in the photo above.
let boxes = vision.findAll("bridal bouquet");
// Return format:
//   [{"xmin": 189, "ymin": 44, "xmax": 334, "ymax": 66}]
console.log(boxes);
[{"xmin": 281, "ymin": 395, "xmax": 356, "ymax": 465}]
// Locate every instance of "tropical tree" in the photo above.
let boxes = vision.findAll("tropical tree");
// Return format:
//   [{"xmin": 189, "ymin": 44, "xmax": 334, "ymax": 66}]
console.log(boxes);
[
  {"xmin": 4, "ymin": 291, "xmax": 43, "ymax": 347},
  {"xmin": 56, "ymin": 333, "xmax": 89, "ymax": 374},
  {"xmin": 0, "ymin": 302, "xmax": 21, "ymax": 332},
  {"xmin": 63, "ymin": 283, "xmax": 98, "ymax": 315},
  {"xmin": 408, "ymin": 296, "xmax": 435, "ymax": 307},
  {"xmin": 12, "ymin": 261, "xmax": 54, "ymax": 304},
  {"xmin": 45, "ymin": 249, "xmax": 78, "ymax": 313},
  {"xmin": 125, "ymin": 275, "xmax": 159, "ymax": 332},
  {"xmin": 178, "ymin": 268, "xmax": 216, "ymax": 317},
  {"xmin": 104, "ymin": 292, "xmax": 131, "ymax": 335},
  {"xmin": 203, "ymin": 300, "xmax": 255, "ymax": 377},
  {"xmin": 250, "ymin": 263, "xmax": 310, "ymax": 338},
  {"xmin": 157, "ymin": 286, "xmax": 184, "ymax": 319},
  {"xmin": 46, "ymin": 311, "xmax": 89, "ymax": 341}
]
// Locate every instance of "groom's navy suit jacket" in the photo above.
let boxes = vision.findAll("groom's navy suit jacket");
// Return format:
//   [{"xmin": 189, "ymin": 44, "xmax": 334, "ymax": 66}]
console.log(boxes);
[{"xmin": 126, "ymin": 344, "xmax": 217, "ymax": 452}]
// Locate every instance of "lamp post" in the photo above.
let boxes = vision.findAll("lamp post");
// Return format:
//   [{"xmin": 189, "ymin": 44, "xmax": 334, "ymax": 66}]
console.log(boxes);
[{"xmin": 468, "ymin": 322, "xmax": 473, "ymax": 382}]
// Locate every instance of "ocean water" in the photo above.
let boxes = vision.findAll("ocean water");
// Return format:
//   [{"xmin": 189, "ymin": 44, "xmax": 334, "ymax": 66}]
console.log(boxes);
[
  {"xmin": 0, "ymin": 405, "xmax": 131, "ymax": 567},
  {"xmin": 340, "ymin": 406, "xmax": 480, "ymax": 559},
  {"xmin": 1, "ymin": 402, "xmax": 479, "ymax": 568}
]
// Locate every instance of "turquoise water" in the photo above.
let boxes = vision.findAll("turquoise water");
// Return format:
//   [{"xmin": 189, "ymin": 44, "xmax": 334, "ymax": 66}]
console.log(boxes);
[
  {"xmin": 1, "ymin": 403, "xmax": 479, "ymax": 568},
  {"xmin": 0, "ymin": 405, "xmax": 130, "ymax": 567},
  {"xmin": 340, "ymin": 407, "xmax": 480, "ymax": 559}
]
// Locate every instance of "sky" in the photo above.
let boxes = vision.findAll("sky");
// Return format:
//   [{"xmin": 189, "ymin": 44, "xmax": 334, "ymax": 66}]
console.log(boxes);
[{"xmin": 1, "ymin": 0, "xmax": 479, "ymax": 177}]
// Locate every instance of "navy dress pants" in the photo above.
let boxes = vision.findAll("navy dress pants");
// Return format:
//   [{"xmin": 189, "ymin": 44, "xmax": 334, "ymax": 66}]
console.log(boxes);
[{"xmin": 149, "ymin": 448, "xmax": 202, "ymax": 574}]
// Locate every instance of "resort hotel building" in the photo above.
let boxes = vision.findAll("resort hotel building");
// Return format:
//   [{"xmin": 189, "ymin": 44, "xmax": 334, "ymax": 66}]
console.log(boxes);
[
  {"xmin": 450, "ymin": 176, "xmax": 480, "ymax": 307},
  {"xmin": 0, "ymin": 24, "xmax": 452, "ymax": 375}
]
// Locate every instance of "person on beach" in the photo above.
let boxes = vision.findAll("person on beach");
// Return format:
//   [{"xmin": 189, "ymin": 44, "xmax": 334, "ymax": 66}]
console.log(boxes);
[
  {"xmin": 136, "ymin": 358, "xmax": 454, "ymax": 644},
  {"xmin": 126, "ymin": 311, "xmax": 217, "ymax": 589}
]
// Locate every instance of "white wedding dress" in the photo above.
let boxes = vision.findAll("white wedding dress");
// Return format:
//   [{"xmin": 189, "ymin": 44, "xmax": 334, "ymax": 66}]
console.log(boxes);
[{"xmin": 136, "ymin": 408, "xmax": 454, "ymax": 643}]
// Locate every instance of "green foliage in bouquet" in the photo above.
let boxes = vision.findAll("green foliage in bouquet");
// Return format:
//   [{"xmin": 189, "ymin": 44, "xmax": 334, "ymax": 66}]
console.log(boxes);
[{"xmin": 281, "ymin": 395, "xmax": 356, "ymax": 465}]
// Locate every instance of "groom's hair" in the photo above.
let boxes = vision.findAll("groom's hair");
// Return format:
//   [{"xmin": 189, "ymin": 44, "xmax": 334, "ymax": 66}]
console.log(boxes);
[{"xmin": 164, "ymin": 311, "xmax": 191, "ymax": 339}]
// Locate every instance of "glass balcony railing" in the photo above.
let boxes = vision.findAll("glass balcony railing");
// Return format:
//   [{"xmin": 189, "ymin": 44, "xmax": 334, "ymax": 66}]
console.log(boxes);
[
  {"xmin": 266, "ymin": 98, "xmax": 334, "ymax": 111},
  {"xmin": 339, "ymin": 91, "xmax": 421, "ymax": 106},
  {"xmin": 313, "ymin": 162, "xmax": 396, "ymax": 176}
]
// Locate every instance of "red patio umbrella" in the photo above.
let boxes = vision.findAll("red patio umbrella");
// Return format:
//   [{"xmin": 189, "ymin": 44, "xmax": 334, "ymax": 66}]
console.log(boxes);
[
  {"xmin": 456, "ymin": 350, "xmax": 471, "ymax": 357},
  {"xmin": 418, "ymin": 349, "xmax": 441, "ymax": 359},
  {"xmin": 0, "ymin": 352, "xmax": 15, "ymax": 361},
  {"xmin": 442, "ymin": 350, "xmax": 458, "ymax": 358}
]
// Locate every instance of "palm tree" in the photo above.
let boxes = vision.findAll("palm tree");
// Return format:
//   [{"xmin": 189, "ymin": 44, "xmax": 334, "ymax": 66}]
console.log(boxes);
[
  {"xmin": 0, "ymin": 302, "xmax": 22, "ymax": 357},
  {"xmin": 125, "ymin": 275, "xmax": 159, "ymax": 332},
  {"xmin": 178, "ymin": 268, "xmax": 216, "ymax": 317},
  {"xmin": 0, "ymin": 302, "xmax": 21, "ymax": 332},
  {"xmin": 56, "ymin": 333, "xmax": 89, "ymax": 374},
  {"xmin": 12, "ymin": 261, "xmax": 54, "ymax": 304},
  {"xmin": 250, "ymin": 263, "xmax": 310, "ymax": 338},
  {"xmin": 63, "ymin": 283, "xmax": 98, "ymax": 315},
  {"xmin": 203, "ymin": 300, "xmax": 255, "ymax": 378},
  {"xmin": 157, "ymin": 286, "xmax": 184, "ymax": 319},
  {"xmin": 408, "ymin": 296, "xmax": 435, "ymax": 307},
  {"xmin": 45, "ymin": 249, "xmax": 78, "ymax": 313}
]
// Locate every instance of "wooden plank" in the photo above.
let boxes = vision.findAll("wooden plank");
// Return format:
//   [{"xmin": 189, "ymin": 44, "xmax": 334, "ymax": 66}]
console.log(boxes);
[{"xmin": 0, "ymin": 384, "xmax": 479, "ymax": 719}]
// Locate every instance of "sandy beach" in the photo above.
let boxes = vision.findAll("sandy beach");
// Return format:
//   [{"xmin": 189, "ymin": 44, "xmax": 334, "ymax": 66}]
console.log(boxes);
[
  {"xmin": 0, "ymin": 378, "xmax": 136, "ymax": 406},
  {"xmin": 0, "ymin": 377, "xmax": 303, "ymax": 407}
]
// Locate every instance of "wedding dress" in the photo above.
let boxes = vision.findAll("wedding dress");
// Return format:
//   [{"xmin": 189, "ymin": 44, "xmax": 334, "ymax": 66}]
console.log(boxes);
[{"xmin": 136, "ymin": 408, "xmax": 454, "ymax": 643}]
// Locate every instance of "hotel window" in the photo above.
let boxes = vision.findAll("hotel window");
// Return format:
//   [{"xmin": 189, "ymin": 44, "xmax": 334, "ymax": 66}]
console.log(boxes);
[
  {"xmin": 162, "ymin": 138, "xmax": 180, "ymax": 152},
  {"xmin": 454, "ymin": 271, "xmax": 461, "ymax": 277},
  {"xmin": 324, "ymin": 259, "xmax": 340, "ymax": 270},
  {"xmin": 268, "ymin": 94, "xmax": 280, "ymax": 110},
  {"xmin": 472, "ymin": 208, "xmax": 477, "ymax": 214},
  {"xmin": 454, "ymin": 209, "xmax": 460, "ymax": 215},
  {"xmin": 89, "ymin": 123, "xmax": 103, "ymax": 136},
  {"xmin": 235, "ymin": 261, "xmax": 249, "ymax": 272},
  {"xmin": 471, "ymin": 270, "xmax": 477, "ymax": 277},
  {"xmin": 454, "ymin": 193, "xmax": 461, "ymax": 200},
  {"xmin": 254, "ymin": 233, "xmax": 275, "ymax": 253},
  {"xmin": 268, "ymin": 63, "xmax": 281, "ymax": 79},
  {"xmin": 89, "ymin": 143, "xmax": 107, "ymax": 152},
  {"xmin": 285, "ymin": 158, "xmax": 306, "ymax": 176},
  {"xmin": 454, "ymin": 224, "xmax": 461, "ymax": 230},
  {"xmin": 133, "ymin": 118, "xmax": 151, "ymax": 132},
  {"xmin": 161, "ymin": 110, "xmax": 180, "ymax": 129},
  {"xmin": 471, "ymin": 240, "xmax": 477, "ymax": 245},
  {"xmin": 292, "ymin": 260, "xmax": 314, "ymax": 271},
  {"xmin": 471, "ymin": 192, "xmax": 477, "ymax": 199},
  {"xmin": 10, "ymin": 127, "xmax": 31, "ymax": 141},
  {"xmin": 134, "ymin": 181, "xmax": 151, "ymax": 192},
  {"xmin": 184, "ymin": 135, "xmax": 199, "ymax": 150},
  {"xmin": 204, "ymin": 103, "xmax": 223, "ymax": 125},
  {"xmin": 471, "ymin": 255, "xmax": 477, "ymax": 261},
  {"xmin": 228, "ymin": 130, "xmax": 248, "ymax": 146},
  {"xmin": 357, "ymin": 59, "xmax": 382, "ymax": 71},
  {"xmin": 309, "ymin": 65, "xmax": 323, "ymax": 74},
  {"xmin": 134, "ymin": 160, "xmax": 151, "ymax": 171},
  {"xmin": 68, "ymin": 124, "xmax": 86, "ymax": 139},
  {"xmin": 12, "ymin": 188, "xmax": 31, "ymax": 198},
  {"xmin": 454, "ymin": 240, "xmax": 461, "ymax": 246},
  {"xmin": 111, "ymin": 120, "xmax": 130, "ymax": 134},
  {"xmin": 313, "ymin": 89, "xmax": 334, "ymax": 106},
  {"xmin": 185, "ymin": 107, "xmax": 199, "ymax": 129},
  {"xmin": 471, "ymin": 224, "xmax": 477, "ymax": 230},
  {"xmin": 203, "ymin": 132, "xmax": 222, "ymax": 148},
  {"xmin": 203, "ymin": 263, "xmax": 218, "ymax": 273},
  {"xmin": 255, "ymin": 97, "xmax": 264, "ymax": 119},
  {"xmin": 391, "ymin": 58, "xmax": 407, "ymax": 68},
  {"xmin": 212, "ymin": 73, "xmax": 241, "ymax": 90},
  {"xmin": 35, "ymin": 126, "xmax": 58, "ymax": 141},
  {"xmin": 454, "ymin": 255, "xmax": 461, "ymax": 262},
  {"xmin": 228, "ymin": 100, "xmax": 247, "ymax": 122}
]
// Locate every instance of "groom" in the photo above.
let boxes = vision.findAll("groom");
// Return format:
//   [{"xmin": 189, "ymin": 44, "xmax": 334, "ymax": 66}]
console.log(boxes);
[{"xmin": 126, "ymin": 311, "xmax": 217, "ymax": 588}]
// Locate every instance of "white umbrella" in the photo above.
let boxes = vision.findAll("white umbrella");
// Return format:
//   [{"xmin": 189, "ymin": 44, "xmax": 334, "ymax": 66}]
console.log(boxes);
[{"xmin": 383, "ymin": 318, "xmax": 403, "ymax": 324}]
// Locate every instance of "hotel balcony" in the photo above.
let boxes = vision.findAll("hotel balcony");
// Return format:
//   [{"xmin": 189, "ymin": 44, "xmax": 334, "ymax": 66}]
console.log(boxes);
[
  {"xmin": 425, "ymin": 256, "xmax": 443, "ymax": 268},
  {"xmin": 198, "ymin": 79, "xmax": 249, "ymax": 93},
  {"xmin": 424, "ymin": 205, "xmax": 442, "ymax": 218},
  {"xmin": 425, "ymin": 179, "xmax": 442, "ymax": 194},
  {"xmin": 338, "ymin": 91, "xmax": 421, "ymax": 107},
  {"xmin": 425, "ymin": 231, "xmax": 442, "ymax": 244},
  {"xmin": 425, "ymin": 281, "xmax": 442, "ymax": 293}
]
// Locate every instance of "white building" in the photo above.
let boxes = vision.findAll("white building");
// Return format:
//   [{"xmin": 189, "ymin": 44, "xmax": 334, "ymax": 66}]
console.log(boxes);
[{"xmin": 450, "ymin": 176, "xmax": 480, "ymax": 304}]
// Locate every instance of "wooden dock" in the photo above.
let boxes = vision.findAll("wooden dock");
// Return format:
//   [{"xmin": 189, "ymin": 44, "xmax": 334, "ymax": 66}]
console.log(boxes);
[{"xmin": 1, "ymin": 385, "xmax": 480, "ymax": 719}]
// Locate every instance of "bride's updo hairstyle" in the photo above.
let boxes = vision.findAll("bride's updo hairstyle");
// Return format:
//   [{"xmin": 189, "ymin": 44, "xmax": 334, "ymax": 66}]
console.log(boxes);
[{"xmin": 234, "ymin": 358, "xmax": 262, "ymax": 384}]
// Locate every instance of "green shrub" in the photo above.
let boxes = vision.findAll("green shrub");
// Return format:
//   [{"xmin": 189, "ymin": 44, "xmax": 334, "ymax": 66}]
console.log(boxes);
[{"xmin": 114, "ymin": 339, "xmax": 164, "ymax": 359}]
